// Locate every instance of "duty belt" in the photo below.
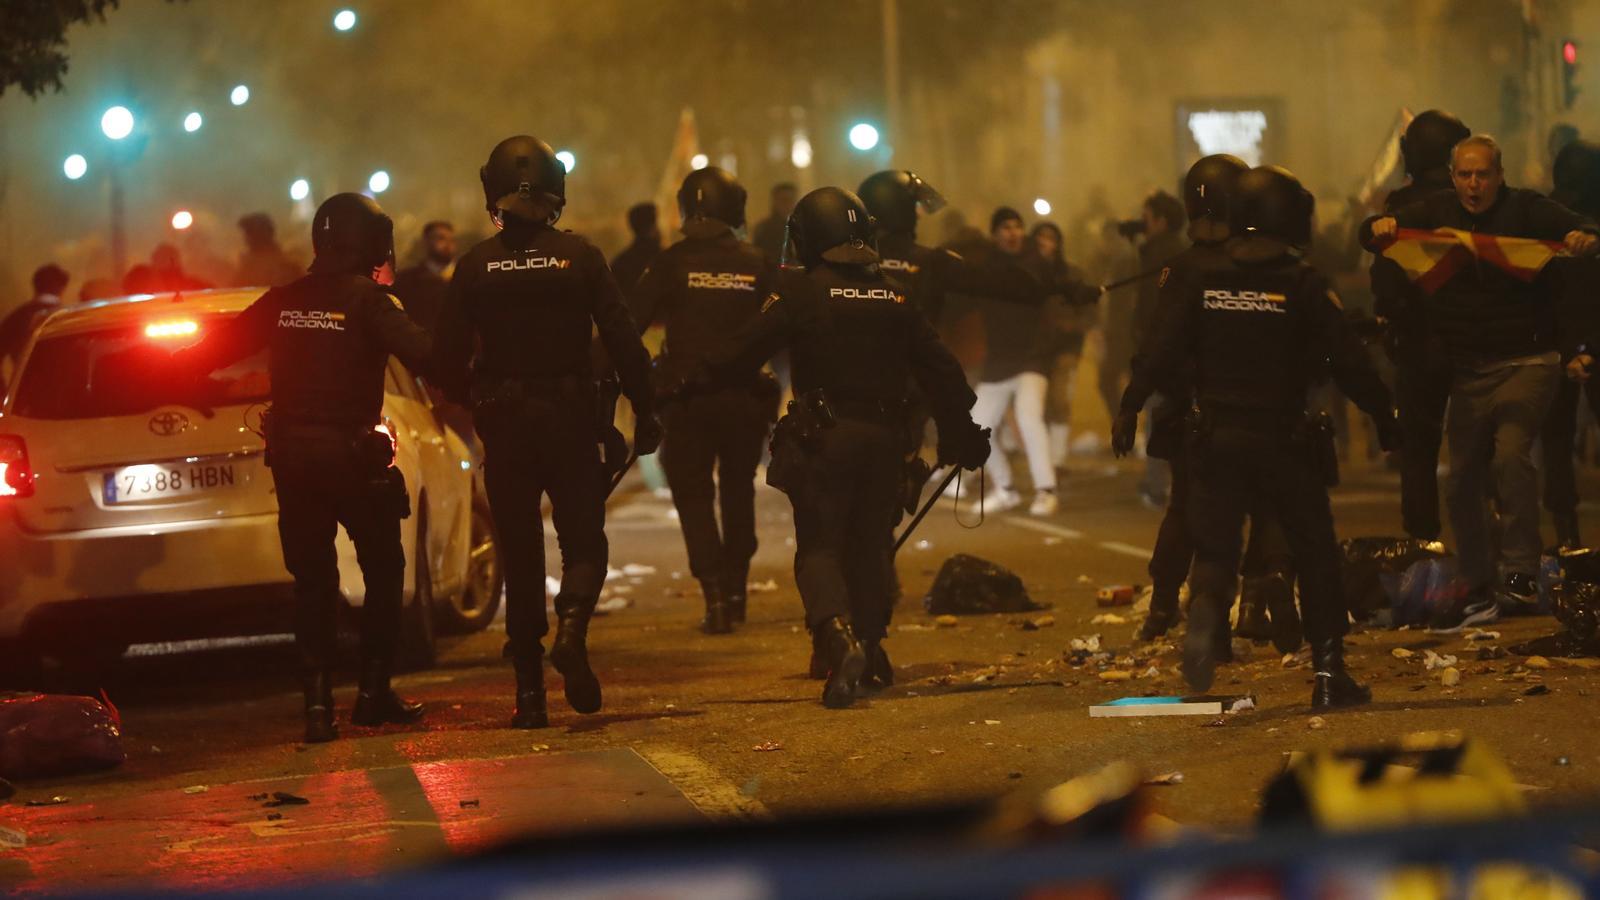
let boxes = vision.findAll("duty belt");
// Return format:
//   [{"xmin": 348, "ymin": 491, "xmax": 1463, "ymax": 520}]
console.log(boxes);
[{"xmin": 828, "ymin": 396, "xmax": 908, "ymax": 423}]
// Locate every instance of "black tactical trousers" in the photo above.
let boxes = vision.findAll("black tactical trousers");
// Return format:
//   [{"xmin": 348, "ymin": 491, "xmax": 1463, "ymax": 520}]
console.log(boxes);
[
  {"xmin": 1187, "ymin": 423, "xmax": 1349, "ymax": 647},
  {"xmin": 272, "ymin": 438, "xmax": 406, "ymax": 674},
  {"xmin": 1394, "ymin": 351, "xmax": 1454, "ymax": 541},
  {"xmin": 661, "ymin": 387, "xmax": 771, "ymax": 587},
  {"xmin": 1540, "ymin": 375, "xmax": 1600, "ymax": 531},
  {"xmin": 789, "ymin": 417, "xmax": 903, "ymax": 642},
  {"xmin": 476, "ymin": 392, "xmax": 608, "ymax": 660}
]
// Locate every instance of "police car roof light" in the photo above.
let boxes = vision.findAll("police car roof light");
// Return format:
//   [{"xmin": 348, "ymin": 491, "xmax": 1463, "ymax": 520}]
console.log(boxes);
[{"xmin": 145, "ymin": 320, "xmax": 199, "ymax": 340}]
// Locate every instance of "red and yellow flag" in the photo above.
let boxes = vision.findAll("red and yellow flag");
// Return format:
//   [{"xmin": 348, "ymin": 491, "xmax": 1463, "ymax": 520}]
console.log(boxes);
[{"xmin": 1375, "ymin": 228, "xmax": 1566, "ymax": 294}]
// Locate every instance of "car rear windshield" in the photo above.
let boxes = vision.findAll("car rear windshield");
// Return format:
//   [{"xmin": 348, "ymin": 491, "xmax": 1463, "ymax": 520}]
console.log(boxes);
[{"xmin": 9, "ymin": 321, "xmax": 269, "ymax": 420}]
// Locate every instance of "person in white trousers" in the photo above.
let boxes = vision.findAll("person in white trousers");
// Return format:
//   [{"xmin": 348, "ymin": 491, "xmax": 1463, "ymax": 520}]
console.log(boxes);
[{"xmin": 973, "ymin": 371, "xmax": 1056, "ymax": 513}]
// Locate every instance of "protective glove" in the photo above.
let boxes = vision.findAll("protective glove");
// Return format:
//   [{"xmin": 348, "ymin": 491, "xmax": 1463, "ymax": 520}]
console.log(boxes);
[
  {"xmin": 939, "ymin": 421, "xmax": 992, "ymax": 471},
  {"xmin": 633, "ymin": 412, "xmax": 664, "ymax": 456},
  {"xmin": 1373, "ymin": 409, "xmax": 1402, "ymax": 454},
  {"xmin": 1111, "ymin": 409, "xmax": 1140, "ymax": 458}
]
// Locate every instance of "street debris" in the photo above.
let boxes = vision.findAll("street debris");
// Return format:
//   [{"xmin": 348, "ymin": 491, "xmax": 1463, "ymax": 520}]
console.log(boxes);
[
  {"xmin": 1391, "ymin": 647, "xmax": 1415, "ymax": 659},
  {"xmin": 24, "ymin": 796, "xmax": 69, "ymax": 807},
  {"xmin": 1423, "ymin": 650, "xmax": 1458, "ymax": 671},
  {"xmin": 183, "ymin": 785, "xmax": 209, "ymax": 795},
  {"xmin": 1466, "ymin": 629, "xmax": 1501, "ymax": 641},
  {"xmin": 1308, "ymin": 716, "xmax": 1327, "ymax": 730},
  {"xmin": 984, "ymin": 720, "xmax": 1002, "ymax": 726},
  {"xmin": 1018, "ymin": 615, "xmax": 1056, "ymax": 631},
  {"xmin": 1090, "ymin": 613, "xmax": 1128, "ymax": 626},
  {"xmin": 1282, "ymin": 648, "xmax": 1312, "ymax": 669},
  {"xmin": 1077, "ymin": 575, "xmax": 1094, "ymax": 585},
  {"xmin": 1524, "ymin": 685, "xmax": 1550, "ymax": 696},
  {"xmin": 1070, "ymin": 634, "xmax": 1102, "ymax": 653},
  {"xmin": 914, "ymin": 540, "xmax": 932, "ymax": 551},
  {"xmin": 1091, "ymin": 695, "xmax": 1252, "ymax": 717},
  {"xmin": 1096, "ymin": 670, "xmax": 1134, "ymax": 682},
  {"xmin": 0, "ymin": 825, "xmax": 24, "ymax": 849},
  {"xmin": 752, "ymin": 741, "xmax": 783, "ymax": 752},
  {"xmin": 748, "ymin": 579, "xmax": 780, "ymax": 594},
  {"xmin": 621, "ymin": 563, "xmax": 656, "ymax": 577},
  {"xmin": 1096, "ymin": 585, "xmax": 1137, "ymax": 607},
  {"xmin": 0, "ymin": 693, "xmax": 125, "ymax": 780},
  {"xmin": 1227, "ymin": 697, "xmax": 1256, "ymax": 714},
  {"xmin": 459, "ymin": 799, "xmax": 480, "ymax": 809},
  {"xmin": 1439, "ymin": 667, "xmax": 1462, "ymax": 687},
  {"xmin": 1526, "ymin": 656, "xmax": 1552, "ymax": 669},
  {"xmin": 934, "ymin": 615, "xmax": 959, "ymax": 628},
  {"xmin": 262, "ymin": 791, "xmax": 310, "ymax": 807},
  {"xmin": 247, "ymin": 792, "xmax": 269, "ymax": 801},
  {"xmin": 1145, "ymin": 771, "xmax": 1184, "ymax": 786},
  {"xmin": 925, "ymin": 554, "xmax": 1042, "ymax": 614},
  {"xmin": 1557, "ymin": 756, "xmax": 1572, "ymax": 766},
  {"xmin": 265, "ymin": 812, "xmax": 283, "ymax": 821},
  {"xmin": 531, "ymin": 744, "xmax": 551, "ymax": 752},
  {"xmin": 594, "ymin": 597, "xmax": 631, "ymax": 614}
]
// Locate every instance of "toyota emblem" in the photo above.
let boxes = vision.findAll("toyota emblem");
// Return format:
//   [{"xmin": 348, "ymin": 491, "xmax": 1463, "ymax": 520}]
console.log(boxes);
[{"xmin": 149, "ymin": 411, "xmax": 191, "ymax": 437}]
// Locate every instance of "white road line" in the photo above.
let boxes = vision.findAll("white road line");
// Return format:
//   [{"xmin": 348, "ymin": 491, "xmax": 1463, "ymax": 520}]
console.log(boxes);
[
  {"xmin": 1000, "ymin": 516, "xmax": 1085, "ymax": 540},
  {"xmin": 1097, "ymin": 541, "xmax": 1153, "ymax": 559},
  {"xmin": 638, "ymin": 747, "xmax": 772, "ymax": 823}
]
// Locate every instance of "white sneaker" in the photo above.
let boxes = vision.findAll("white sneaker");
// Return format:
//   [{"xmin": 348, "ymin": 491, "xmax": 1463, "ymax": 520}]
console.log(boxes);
[
  {"xmin": 974, "ymin": 487, "xmax": 1023, "ymax": 514},
  {"xmin": 1029, "ymin": 490, "xmax": 1059, "ymax": 517}
]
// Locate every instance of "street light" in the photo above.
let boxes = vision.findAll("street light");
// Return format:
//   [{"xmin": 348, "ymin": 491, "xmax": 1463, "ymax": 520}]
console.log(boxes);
[
  {"xmin": 790, "ymin": 135, "xmax": 813, "ymax": 169},
  {"xmin": 171, "ymin": 210, "xmax": 194, "ymax": 230},
  {"xmin": 63, "ymin": 154, "xmax": 88, "ymax": 180},
  {"xmin": 690, "ymin": 153, "xmax": 709, "ymax": 170},
  {"xmin": 1033, "ymin": 198, "xmax": 1052, "ymax": 216},
  {"xmin": 368, "ymin": 170, "xmax": 390, "ymax": 193},
  {"xmin": 101, "ymin": 106, "xmax": 134, "ymax": 140},
  {"xmin": 555, "ymin": 150, "xmax": 576, "ymax": 173},
  {"xmin": 848, "ymin": 122, "xmax": 880, "ymax": 152},
  {"xmin": 289, "ymin": 178, "xmax": 311, "ymax": 201},
  {"xmin": 230, "ymin": 85, "xmax": 250, "ymax": 106},
  {"xmin": 183, "ymin": 111, "xmax": 203, "ymax": 133},
  {"xmin": 333, "ymin": 8, "xmax": 357, "ymax": 31}
]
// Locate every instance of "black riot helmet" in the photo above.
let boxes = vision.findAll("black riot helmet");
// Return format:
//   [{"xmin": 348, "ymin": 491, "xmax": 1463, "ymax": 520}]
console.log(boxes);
[
  {"xmin": 1552, "ymin": 140, "xmax": 1600, "ymax": 217},
  {"xmin": 480, "ymin": 135, "xmax": 567, "ymax": 225},
  {"xmin": 782, "ymin": 187, "xmax": 879, "ymax": 270},
  {"xmin": 310, "ymin": 192, "xmax": 394, "ymax": 276},
  {"xmin": 1183, "ymin": 154, "xmax": 1248, "ymax": 225},
  {"xmin": 856, "ymin": 170, "xmax": 948, "ymax": 236},
  {"xmin": 677, "ymin": 166, "xmax": 747, "ymax": 239},
  {"xmin": 1401, "ymin": 110, "xmax": 1471, "ymax": 181},
  {"xmin": 1229, "ymin": 166, "xmax": 1315, "ymax": 250}
]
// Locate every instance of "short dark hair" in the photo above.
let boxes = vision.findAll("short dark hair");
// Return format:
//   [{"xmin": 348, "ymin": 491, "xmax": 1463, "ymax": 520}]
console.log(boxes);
[
  {"xmin": 990, "ymin": 206, "xmax": 1024, "ymax": 233},
  {"xmin": 32, "ymin": 263, "xmax": 69, "ymax": 296},
  {"xmin": 422, "ymin": 220, "xmax": 453, "ymax": 238},
  {"xmin": 771, "ymin": 182, "xmax": 798, "ymax": 196},
  {"xmin": 626, "ymin": 203, "xmax": 657, "ymax": 235},
  {"xmin": 1143, "ymin": 190, "xmax": 1185, "ymax": 230}
]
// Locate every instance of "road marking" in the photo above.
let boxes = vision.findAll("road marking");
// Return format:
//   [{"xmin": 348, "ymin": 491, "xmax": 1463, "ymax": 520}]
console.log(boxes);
[
  {"xmin": 638, "ymin": 747, "xmax": 772, "ymax": 823},
  {"xmin": 1097, "ymin": 541, "xmax": 1152, "ymax": 559},
  {"xmin": 1000, "ymin": 517, "xmax": 1084, "ymax": 540},
  {"xmin": 1329, "ymin": 491, "xmax": 1397, "ymax": 506}
]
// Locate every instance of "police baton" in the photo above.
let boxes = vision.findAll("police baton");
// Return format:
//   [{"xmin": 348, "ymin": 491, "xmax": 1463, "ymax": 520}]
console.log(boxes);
[
  {"xmin": 1100, "ymin": 265, "xmax": 1166, "ymax": 293},
  {"xmin": 893, "ymin": 465, "xmax": 960, "ymax": 556},
  {"xmin": 605, "ymin": 451, "xmax": 639, "ymax": 499}
]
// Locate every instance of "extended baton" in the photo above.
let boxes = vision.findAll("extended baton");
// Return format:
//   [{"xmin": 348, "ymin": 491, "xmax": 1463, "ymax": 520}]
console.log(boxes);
[
  {"xmin": 893, "ymin": 465, "xmax": 959, "ymax": 556},
  {"xmin": 605, "ymin": 451, "xmax": 639, "ymax": 499}
]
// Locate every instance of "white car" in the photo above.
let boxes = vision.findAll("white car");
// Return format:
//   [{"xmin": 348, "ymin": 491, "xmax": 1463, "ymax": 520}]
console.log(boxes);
[{"xmin": 0, "ymin": 288, "xmax": 501, "ymax": 673}]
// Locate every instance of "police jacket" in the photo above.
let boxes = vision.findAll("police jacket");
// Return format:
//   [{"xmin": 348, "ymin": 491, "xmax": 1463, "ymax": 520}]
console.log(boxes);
[
  {"xmin": 434, "ymin": 220, "xmax": 653, "ymax": 415},
  {"xmin": 708, "ymin": 263, "xmax": 975, "ymax": 430},
  {"xmin": 391, "ymin": 261, "xmax": 452, "ymax": 332},
  {"xmin": 629, "ymin": 230, "xmax": 776, "ymax": 384},
  {"xmin": 1358, "ymin": 187, "xmax": 1597, "ymax": 365},
  {"xmin": 1122, "ymin": 239, "xmax": 1231, "ymax": 415},
  {"xmin": 1133, "ymin": 228, "xmax": 1189, "ymax": 349},
  {"xmin": 1125, "ymin": 240, "xmax": 1392, "ymax": 424},
  {"xmin": 174, "ymin": 270, "xmax": 431, "ymax": 428},
  {"xmin": 876, "ymin": 232, "xmax": 983, "ymax": 325}
]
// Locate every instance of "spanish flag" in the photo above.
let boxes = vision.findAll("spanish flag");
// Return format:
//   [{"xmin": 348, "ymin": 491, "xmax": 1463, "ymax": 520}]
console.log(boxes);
[{"xmin": 1375, "ymin": 228, "xmax": 1566, "ymax": 294}]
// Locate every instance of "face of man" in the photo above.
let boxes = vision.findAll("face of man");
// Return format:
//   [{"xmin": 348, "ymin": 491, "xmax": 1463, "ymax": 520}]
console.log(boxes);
[
  {"xmin": 772, "ymin": 188, "xmax": 799, "ymax": 219},
  {"xmin": 993, "ymin": 219, "xmax": 1025, "ymax": 254},
  {"xmin": 1452, "ymin": 144, "xmax": 1504, "ymax": 215},
  {"xmin": 1034, "ymin": 229, "xmax": 1060, "ymax": 259},
  {"xmin": 424, "ymin": 226, "xmax": 457, "ymax": 265}
]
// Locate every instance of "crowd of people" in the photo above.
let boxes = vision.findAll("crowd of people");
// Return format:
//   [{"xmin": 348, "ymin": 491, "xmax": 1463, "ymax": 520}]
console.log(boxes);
[{"xmin": 9, "ymin": 109, "xmax": 1600, "ymax": 735}]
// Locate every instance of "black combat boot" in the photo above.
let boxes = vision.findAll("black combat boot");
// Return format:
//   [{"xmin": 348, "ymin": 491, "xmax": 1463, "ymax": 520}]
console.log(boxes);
[
  {"xmin": 724, "ymin": 568, "xmax": 749, "ymax": 625},
  {"xmin": 303, "ymin": 670, "xmax": 337, "ymax": 744},
  {"xmin": 1235, "ymin": 578, "xmax": 1274, "ymax": 642},
  {"xmin": 1182, "ymin": 593, "xmax": 1227, "ymax": 692},
  {"xmin": 550, "ymin": 595, "xmax": 603, "ymax": 714},
  {"xmin": 861, "ymin": 640, "xmax": 894, "ymax": 690},
  {"xmin": 511, "ymin": 652, "xmax": 549, "ymax": 729},
  {"xmin": 807, "ymin": 628, "xmax": 829, "ymax": 680},
  {"xmin": 700, "ymin": 578, "xmax": 733, "ymax": 635},
  {"xmin": 1259, "ymin": 572, "xmax": 1303, "ymax": 654},
  {"xmin": 1139, "ymin": 585, "xmax": 1181, "ymax": 642},
  {"xmin": 817, "ymin": 617, "xmax": 866, "ymax": 709},
  {"xmin": 1310, "ymin": 637, "xmax": 1371, "ymax": 709},
  {"xmin": 350, "ymin": 660, "xmax": 424, "ymax": 726}
]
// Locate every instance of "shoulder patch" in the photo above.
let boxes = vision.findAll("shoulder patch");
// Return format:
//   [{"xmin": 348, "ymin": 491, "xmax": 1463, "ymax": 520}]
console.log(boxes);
[
  {"xmin": 943, "ymin": 249, "xmax": 964, "ymax": 262},
  {"xmin": 385, "ymin": 292, "xmax": 405, "ymax": 311},
  {"xmin": 761, "ymin": 292, "xmax": 782, "ymax": 314},
  {"xmin": 1158, "ymin": 266, "xmax": 1171, "ymax": 288},
  {"xmin": 1325, "ymin": 289, "xmax": 1344, "ymax": 310}
]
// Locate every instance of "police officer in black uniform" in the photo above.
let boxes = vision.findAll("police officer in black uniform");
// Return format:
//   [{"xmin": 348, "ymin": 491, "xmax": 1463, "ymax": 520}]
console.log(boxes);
[
  {"xmin": 434, "ymin": 135, "xmax": 658, "ymax": 728},
  {"xmin": 172, "ymin": 193, "xmax": 432, "ymax": 743},
  {"xmin": 1126, "ymin": 167, "xmax": 1398, "ymax": 708},
  {"xmin": 700, "ymin": 187, "xmax": 989, "ymax": 708},
  {"xmin": 857, "ymin": 170, "xmax": 973, "ymax": 324},
  {"xmin": 1117, "ymin": 155, "xmax": 1299, "ymax": 653},
  {"xmin": 631, "ymin": 167, "xmax": 779, "ymax": 634},
  {"xmin": 1376, "ymin": 110, "xmax": 1470, "ymax": 542}
]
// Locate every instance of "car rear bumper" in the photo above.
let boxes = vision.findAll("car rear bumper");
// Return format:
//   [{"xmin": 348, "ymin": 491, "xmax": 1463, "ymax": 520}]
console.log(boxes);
[{"xmin": 0, "ymin": 510, "xmax": 293, "ymax": 641}]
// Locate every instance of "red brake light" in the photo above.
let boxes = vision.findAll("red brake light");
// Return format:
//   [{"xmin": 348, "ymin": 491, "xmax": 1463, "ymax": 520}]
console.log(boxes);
[
  {"xmin": 0, "ymin": 436, "xmax": 35, "ymax": 498},
  {"xmin": 145, "ymin": 320, "xmax": 199, "ymax": 340}
]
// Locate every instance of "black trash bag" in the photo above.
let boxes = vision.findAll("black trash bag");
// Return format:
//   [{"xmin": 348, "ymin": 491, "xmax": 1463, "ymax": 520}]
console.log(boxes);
[
  {"xmin": 1553, "ymin": 581, "xmax": 1600, "ymax": 643},
  {"xmin": 1340, "ymin": 537, "xmax": 1449, "ymax": 620},
  {"xmin": 0, "ymin": 693, "xmax": 125, "ymax": 780},
  {"xmin": 924, "ymin": 554, "xmax": 1043, "ymax": 615},
  {"xmin": 1557, "ymin": 548, "xmax": 1600, "ymax": 586}
]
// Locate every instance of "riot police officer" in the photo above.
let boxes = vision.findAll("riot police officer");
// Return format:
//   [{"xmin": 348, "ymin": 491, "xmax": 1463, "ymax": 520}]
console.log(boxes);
[
  {"xmin": 1377, "ymin": 110, "xmax": 1470, "ymax": 542},
  {"xmin": 631, "ymin": 167, "xmax": 779, "ymax": 634},
  {"xmin": 434, "ymin": 135, "xmax": 658, "ymax": 728},
  {"xmin": 1125, "ymin": 167, "xmax": 1398, "ymax": 708},
  {"xmin": 1116, "ymin": 155, "xmax": 1299, "ymax": 653},
  {"xmin": 858, "ymin": 170, "xmax": 971, "ymax": 324},
  {"xmin": 172, "ymin": 193, "xmax": 432, "ymax": 743},
  {"xmin": 700, "ymin": 187, "xmax": 988, "ymax": 708}
]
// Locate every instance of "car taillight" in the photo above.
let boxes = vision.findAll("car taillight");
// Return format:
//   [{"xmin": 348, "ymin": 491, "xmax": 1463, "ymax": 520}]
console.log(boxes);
[
  {"xmin": 0, "ymin": 435, "xmax": 35, "ymax": 498},
  {"xmin": 145, "ymin": 319, "xmax": 199, "ymax": 340},
  {"xmin": 373, "ymin": 421, "xmax": 398, "ymax": 468}
]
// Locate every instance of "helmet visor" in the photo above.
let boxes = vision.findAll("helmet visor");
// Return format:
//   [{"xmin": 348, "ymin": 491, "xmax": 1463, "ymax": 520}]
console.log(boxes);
[{"xmin": 908, "ymin": 174, "xmax": 948, "ymax": 216}]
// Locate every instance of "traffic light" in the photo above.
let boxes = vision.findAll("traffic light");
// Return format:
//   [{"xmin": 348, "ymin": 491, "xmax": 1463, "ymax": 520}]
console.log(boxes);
[{"xmin": 1562, "ymin": 39, "xmax": 1580, "ymax": 109}]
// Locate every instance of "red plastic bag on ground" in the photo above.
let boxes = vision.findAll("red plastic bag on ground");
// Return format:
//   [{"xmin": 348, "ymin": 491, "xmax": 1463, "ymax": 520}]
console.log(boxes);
[{"xmin": 0, "ymin": 692, "xmax": 125, "ymax": 780}]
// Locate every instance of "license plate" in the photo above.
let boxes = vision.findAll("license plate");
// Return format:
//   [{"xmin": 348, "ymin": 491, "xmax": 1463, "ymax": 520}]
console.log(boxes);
[{"xmin": 103, "ymin": 463, "xmax": 237, "ymax": 505}]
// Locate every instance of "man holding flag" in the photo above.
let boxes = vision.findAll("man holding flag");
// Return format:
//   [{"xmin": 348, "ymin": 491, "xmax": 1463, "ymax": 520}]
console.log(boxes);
[{"xmin": 1362, "ymin": 134, "xmax": 1599, "ymax": 630}]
